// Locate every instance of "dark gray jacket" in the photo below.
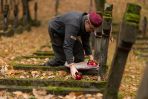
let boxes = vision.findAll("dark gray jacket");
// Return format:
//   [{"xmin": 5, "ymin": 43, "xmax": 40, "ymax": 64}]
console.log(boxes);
[{"xmin": 49, "ymin": 12, "xmax": 92, "ymax": 64}]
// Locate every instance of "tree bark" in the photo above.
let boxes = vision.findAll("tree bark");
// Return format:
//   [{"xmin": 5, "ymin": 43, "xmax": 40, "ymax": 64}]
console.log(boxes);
[
  {"xmin": 55, "ymin": 0, "xmax": 60, "ymax": 16},
  {"xmin": 21, "ymin": 0, "xmax": 31, "ymax": 24},
  {"xmin": 94, "ymin": 0, "xmax": 106, "ymax": 12},
  {"xmin": 34, "ymin": 1, "xmax": 38, "ymax": 21},
  {"xmin": 13, "ymin": 4, "xmax": 19, "ymax": 29},
  {"xmin": 0, "ymin": 0, "xmax": 3, "ymax": 13},
  {"xmin": 3, "ymin": 4, "xmax": 9, "ymax": 31}
]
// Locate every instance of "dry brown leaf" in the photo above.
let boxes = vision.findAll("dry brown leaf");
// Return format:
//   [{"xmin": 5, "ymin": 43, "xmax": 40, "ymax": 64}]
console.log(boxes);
[
  {"xmin": 22, "ymin": 93, "xmax": 30, "ymax": 99},
  {"xmin": 85, "ymin": 94, "xmax": 92, "ymax": 98},
  {"xmin": 95, "ymin": 93, "xmax": 103, "ymax": 99},
  {"xmin": 44, "ymin": 94, "xmax": 54, "ymax": 99},
  {"xmin": 57, "ymin": 71, "xmax": 67, "ymax": 76},
  {"xmin": 13, "ymin": 91, "xmax": 23, "ymax": 97},
  {"xmin": 20, "ymin": 75, "xmax": 26, "ymax": 78},
  {"xmin": 0, "ymin": 90, "xmax": 6, "ymax": 96},
  {"xmin": 48, "ymin": 75, "xmax": 55, "ymax": 79},
  {"xmin": 33, "ymin": 89, "xmax": 47, "ymax": 97},
  {"xmin": 64, "ymin": 75, "xmax": 71, "ymax": 80},
  {"xmin": 77, "ymin": 95, "xmax": 85, "ymax": 99},
  {"xmin": 64, "ymin": 94, "xmax": 76, "ymax": 99},
  {"xmin": 6, "ymin": 70, "xmax": 16, "ymax": 75},
  {"xmin": 69, "ymin": 92, "xmax": 83, "ymax": 97}
]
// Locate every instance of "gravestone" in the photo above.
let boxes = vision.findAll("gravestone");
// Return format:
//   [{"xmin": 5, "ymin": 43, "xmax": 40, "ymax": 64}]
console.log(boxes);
[
  {"xmin": 99, "ymin": 3, "xmax": 113, "ymax": 80},
  {"xmin": 103, "ymin": 3, "xmax": 141, "ymax": 99}
]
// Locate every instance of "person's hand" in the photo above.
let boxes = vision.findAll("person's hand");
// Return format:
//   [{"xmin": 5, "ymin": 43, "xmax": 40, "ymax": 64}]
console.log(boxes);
[
  {"xmin": 110, "ymin": 36, "xmax": 114, "ymax": 42},
  {"xmin": 69, "ymin": 63, "xmax": 78, "ymax": 79},
  {"xmin": 88, "ymin": 55, "xmax": 100, "ymax": 66},
  {"xmin": 89, "ymin": 55, "xmax": 94, "ymax": 60}
]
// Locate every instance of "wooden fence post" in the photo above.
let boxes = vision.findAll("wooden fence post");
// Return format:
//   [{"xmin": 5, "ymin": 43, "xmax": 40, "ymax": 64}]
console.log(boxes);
[
  {"xmin": 135, "ymin": 62, "xmax": 148, "ymax": 99},
  {"xmin": 94, "ymin": 18, "xmax": 103, "ymax": 63},
  {"xmin": 103, "ymin": 3, "xmax": 141, "ymax": 99},
  {"xmin": 91, "ymin": 0, "xmax": 105, "ymax": 50},
  {"xmin": 94, "ymin": 0, "xmax": 106, "ymax": 12},
  {"xmin": 142, "ymin": 16, "xmax": 147, "ymax": 37},
  {"xmin": 99, "ymin": 3, "xmax": 113, "ymax": 80}
]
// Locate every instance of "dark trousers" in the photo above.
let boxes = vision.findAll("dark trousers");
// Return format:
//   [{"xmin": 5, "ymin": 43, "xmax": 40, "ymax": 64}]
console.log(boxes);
[{"xmin": 48, "ymin": 27, "xmax": 84, "ymax": 63}]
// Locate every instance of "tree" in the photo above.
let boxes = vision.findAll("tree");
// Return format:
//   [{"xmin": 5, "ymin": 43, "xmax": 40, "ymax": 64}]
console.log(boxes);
[
  {"xmin": 21, "ymin": 0, "xmax": 32, "ymax": 24},
  {"xmin": 94, "ymin": 0, "xmax": 106, "ymax": 12},
  {"xmin": 0, "ymin": 0, "xmax": 3, "ymax": 13}
]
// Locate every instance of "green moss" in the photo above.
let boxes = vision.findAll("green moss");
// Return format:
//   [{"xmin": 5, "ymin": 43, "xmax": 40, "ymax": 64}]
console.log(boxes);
[
  {"xmin": 123, "ymin": 3, "xmax": 141, "ymax": 25},
  {"xmin": 47, "ymin": 86, "xmax": 83, "ymax": 91},
  {"xmin": 133, "ymin": 50, "xmax": 142, "ymax": 55},
  {"xmin": 104, "ymin": 11, "xmax": 112, "ymax": 18},
  {"xmin": 33, "ymin": 51, "xmax": 54, "ymax": 56},
  {"xmin": 0, "ymin": 78, "xmax": 106, "ymax": 90},
  {"xmin": 118, "ymin": 92, "xmax": 124, "ymax": 99},
  {"xmin": 126, "ymin": 3, "xmax": 141, "ymax": 15},
  {"xmin": 124, "ymin": 13, "xmax": 140, "ymax": 24},
  {"xmin": 21, "ymin": 55, "xmax": 52, "ymax": 59},
  {"xmin": 39, "ymin": 45, "xmax": 51, "ymax": 49},
  {"xmin": 13, "ymin": 64, "xmax": 68, "ymax": 71},
  {"xmin": 12, "ymin": 63, "xmax": 98, "ymax": 75},
  {"xmin": 0, "ymin": 85, "xmax": 104, "ymax": 94}
]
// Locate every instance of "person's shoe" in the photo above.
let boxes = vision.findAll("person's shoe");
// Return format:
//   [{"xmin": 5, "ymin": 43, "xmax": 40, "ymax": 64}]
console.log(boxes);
[{"xmin": 43, "ymin": 59, "xmax": 65, "ymax": 66}]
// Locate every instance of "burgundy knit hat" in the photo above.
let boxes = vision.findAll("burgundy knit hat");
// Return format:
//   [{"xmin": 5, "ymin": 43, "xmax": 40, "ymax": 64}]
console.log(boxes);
[{"xmin": 88, "ymin": 12, "xmax": 102, "ymax": 27}]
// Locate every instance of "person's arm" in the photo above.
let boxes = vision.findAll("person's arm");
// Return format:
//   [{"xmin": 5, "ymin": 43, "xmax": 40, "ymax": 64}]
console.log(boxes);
[
  {"xmin": 63, "ymin": 24, "xmax": 79, "ymax": 78},
  {"xmin": 89, "ymin": 54, "xmax": 94, "ymax": 60},
  {"xmin": 63, "ymin": 25, "xmax": 79, "ymax": 64},
  {"xmin": 81, "ymin": 32, "xmax": 93, "ymax": 60},
  {"xmin": 69, "ymin": 63, "xmax": 78, "ymax": 78}
]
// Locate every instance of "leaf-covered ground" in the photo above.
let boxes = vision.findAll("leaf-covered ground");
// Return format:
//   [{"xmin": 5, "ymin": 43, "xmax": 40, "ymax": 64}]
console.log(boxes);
[{"xmin": 0, "ymin": 0, "xmax": 147, "ymax": 98}]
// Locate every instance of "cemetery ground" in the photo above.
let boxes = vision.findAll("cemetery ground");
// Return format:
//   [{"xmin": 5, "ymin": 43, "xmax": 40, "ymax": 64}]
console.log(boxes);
[{"xmin": 0, "ymin": 0, "xmax": 148, "ymax": 98}]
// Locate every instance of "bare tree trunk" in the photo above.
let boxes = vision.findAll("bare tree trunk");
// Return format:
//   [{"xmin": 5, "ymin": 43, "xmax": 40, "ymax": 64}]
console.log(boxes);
[
  {"xmin": 0, "ymin": 0, "xmax": 3, "ymax": 13},
  {"xmin": 3, "ymin": 3, "xmax": 9, "ymax": 31},
  {"xmin": 34, "ymin": 1, "xmax": 38, "ymax": 21},
  {"xmin": 13, "ymin": 3, "xmax": 19, "ymax": 29},
  {"xmin": 94, "ymin": 0, "xmax": 106, "ymax": 12},
  {"xmin": 22, "ymin": 0, "xmax": 31, "ymax": 25},
  {"xmin": 55, "ymin": 0, "xmax": 59, "ymax": 16},
  {"xmin": 89, "ymin": 0, "xmax": 93, "ymax": 12}
]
